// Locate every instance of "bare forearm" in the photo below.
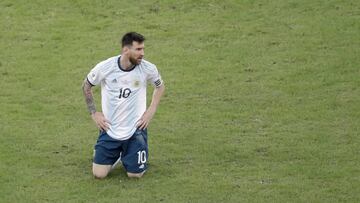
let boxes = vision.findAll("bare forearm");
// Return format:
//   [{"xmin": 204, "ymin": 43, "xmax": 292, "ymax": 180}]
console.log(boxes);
[
  {"xmin": 149, "ymin": 84, "xmax": 165, "ymax": 111},
  {"xmin": 137, "ymin": 84, "xmax": 165, "ymax": 129},
  {"xmin": 82, "ymin": 79, "xmax": 96, "ymax": 114}
]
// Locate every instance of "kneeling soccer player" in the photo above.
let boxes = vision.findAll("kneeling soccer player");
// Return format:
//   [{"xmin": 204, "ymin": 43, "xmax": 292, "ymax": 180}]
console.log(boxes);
[{"xmin": 82, "ymin": 32, "xmax": 165, "ymax": 178}]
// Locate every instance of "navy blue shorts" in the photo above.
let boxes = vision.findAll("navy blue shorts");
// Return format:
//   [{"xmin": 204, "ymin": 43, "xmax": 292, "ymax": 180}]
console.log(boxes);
[{"xmin": 93, "ymin": 129, "xmax": 148, "ymax": 173}]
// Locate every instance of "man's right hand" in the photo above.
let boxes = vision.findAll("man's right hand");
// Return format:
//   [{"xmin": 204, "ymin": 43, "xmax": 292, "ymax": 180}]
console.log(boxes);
[{"xmin": 91, "ymin": 112, "xmax": 111, "ymax": 131}]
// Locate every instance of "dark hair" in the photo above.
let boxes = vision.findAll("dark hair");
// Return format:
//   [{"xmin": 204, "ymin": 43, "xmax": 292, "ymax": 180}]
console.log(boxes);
[{"xmin": 121, "ymin": 32, "xmax": 145, "ymax": 47}]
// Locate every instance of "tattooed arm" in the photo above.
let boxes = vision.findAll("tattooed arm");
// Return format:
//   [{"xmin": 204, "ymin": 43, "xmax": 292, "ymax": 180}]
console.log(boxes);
[
  {"xmin": 82, "ymin": 79, "xmax": 97, "ymax": 114},
  {"xmin": 82, "ymin": 79, "xmax": 110, "ymax": 130}
]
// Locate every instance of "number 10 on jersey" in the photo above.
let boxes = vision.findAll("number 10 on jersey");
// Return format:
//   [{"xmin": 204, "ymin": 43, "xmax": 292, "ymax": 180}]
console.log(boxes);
[{"xmin": 119, "ymin": 88, "xmax": 131, "ymax": 98}]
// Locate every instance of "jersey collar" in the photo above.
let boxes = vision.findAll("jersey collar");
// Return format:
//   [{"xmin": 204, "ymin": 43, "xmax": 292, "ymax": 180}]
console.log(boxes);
[{"xmin": 118, "ymin": 56, "xmax": 136, "ymax": 72}]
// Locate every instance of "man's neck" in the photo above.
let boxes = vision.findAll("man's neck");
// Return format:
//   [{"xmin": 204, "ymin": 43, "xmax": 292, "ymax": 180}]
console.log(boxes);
[{"xmin": 120, "ymin": 55, "xmax": 134, "ymax": 70}]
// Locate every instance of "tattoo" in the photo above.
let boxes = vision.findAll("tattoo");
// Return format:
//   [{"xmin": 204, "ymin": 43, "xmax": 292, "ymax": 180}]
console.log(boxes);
[{"xmin": 82, "ymin": 78, "xmax": 96, "ymax": 114}]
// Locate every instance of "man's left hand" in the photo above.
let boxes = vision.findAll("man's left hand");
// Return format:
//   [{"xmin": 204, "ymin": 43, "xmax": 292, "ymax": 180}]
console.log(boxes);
[{"xmin": 137, "ymin": 108, "xmax": 156, "ymax": 130}]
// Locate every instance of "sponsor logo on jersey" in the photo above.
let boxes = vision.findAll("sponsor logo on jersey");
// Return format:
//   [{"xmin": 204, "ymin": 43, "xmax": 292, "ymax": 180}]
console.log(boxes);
[
  {"xmin": 122, "ymin": 79, "xmax": 130, "ymax": 85},
  {"xmin": 134, "ymin": 80, "xmax": 140, "ymax": 87}
]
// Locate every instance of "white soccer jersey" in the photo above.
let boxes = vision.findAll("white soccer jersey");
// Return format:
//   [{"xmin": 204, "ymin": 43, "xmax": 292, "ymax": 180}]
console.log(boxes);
[{"xmin": 87, "ymin": 55, "xmax": 163, "ymax": 140}]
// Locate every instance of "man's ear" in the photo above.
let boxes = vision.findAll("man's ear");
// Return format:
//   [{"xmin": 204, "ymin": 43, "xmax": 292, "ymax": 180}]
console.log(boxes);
[
  {"xmin": 122, "ymin": 46, "xmax": 129, "ymax": 53},
  {"xmin": 122, "ymin": 46, "xmax": 130, "ymax": 54}
]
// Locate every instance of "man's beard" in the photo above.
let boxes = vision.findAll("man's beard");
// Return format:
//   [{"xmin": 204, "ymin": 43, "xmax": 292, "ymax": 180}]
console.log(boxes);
[{"xmin": 130, "ymin": 56, "xmax": 142, "ymax": 65}]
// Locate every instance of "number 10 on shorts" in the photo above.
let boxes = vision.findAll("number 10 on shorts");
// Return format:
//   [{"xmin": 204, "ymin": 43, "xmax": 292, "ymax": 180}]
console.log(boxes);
[{"xmin": 137, "ymin": 150, "xmax": 147, "ymax": 164}]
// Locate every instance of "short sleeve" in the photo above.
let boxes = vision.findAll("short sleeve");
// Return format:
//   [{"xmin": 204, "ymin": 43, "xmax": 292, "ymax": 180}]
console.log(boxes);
[
  {"xmin": 146, "ymin": 64, "xmax": 163, "ymax": 88},
  {"xmin": 87, "ymin": 61, "xmax": 107, "ymax": 86}
]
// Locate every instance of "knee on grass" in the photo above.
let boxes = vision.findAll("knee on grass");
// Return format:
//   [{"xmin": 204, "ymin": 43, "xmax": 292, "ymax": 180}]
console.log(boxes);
[
  {"xmin": 92, "ymin": 164, "xmax": 111, "ymax": 179},
  {"xmin": 93, "ymin": 169, "xmax": 109, "ymax": 179},
  {"xmin": 127, "ymin": 171, "xmax": 145, "ymax": 178}
]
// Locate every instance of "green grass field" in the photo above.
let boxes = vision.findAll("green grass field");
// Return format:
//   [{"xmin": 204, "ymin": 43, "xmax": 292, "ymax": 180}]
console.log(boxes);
[{"xmin": 1, "ymin": 0, "xmax": 359, "ymax": 202}]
